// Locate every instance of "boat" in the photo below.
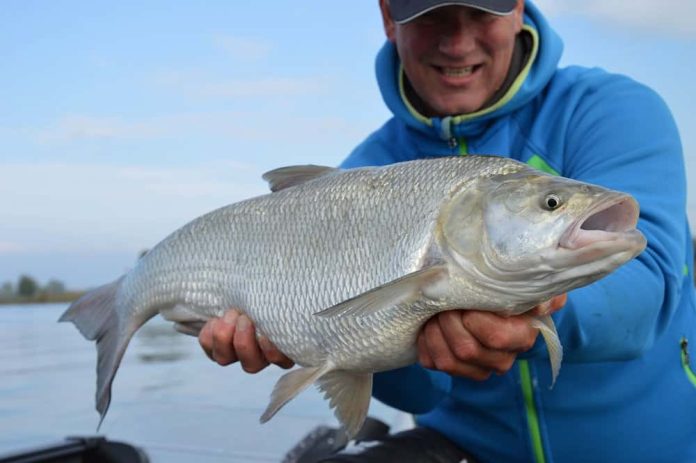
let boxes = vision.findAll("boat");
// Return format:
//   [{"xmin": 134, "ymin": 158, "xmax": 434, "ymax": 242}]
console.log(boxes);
[
  {"xmin": 0, "ymin": 436, "xmax": 149, "ymax": 463},
  {"xmin": 0, "ymin": 417, "xmax": 392, "ymax": 463}
]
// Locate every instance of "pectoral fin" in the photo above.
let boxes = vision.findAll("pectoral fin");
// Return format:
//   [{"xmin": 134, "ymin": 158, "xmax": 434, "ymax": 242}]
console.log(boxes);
[
  {"xmin": 531, "ymin": 314, "xmax": 563, "ymax": 388},
  {"xmin": 314, "ymin": 265, "xmax": 449, "ymax": 318}
]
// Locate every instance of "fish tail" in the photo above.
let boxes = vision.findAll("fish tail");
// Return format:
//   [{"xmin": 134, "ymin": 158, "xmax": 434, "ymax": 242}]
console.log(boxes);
[{"xmin": 59, "ymin": 276, "xmax": 142, "ymax": 428}]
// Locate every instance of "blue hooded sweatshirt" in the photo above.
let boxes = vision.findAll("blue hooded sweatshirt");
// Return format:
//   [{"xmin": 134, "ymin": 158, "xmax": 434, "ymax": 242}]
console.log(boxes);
[{"xmin": 341, "ymin": 3, "xmax": 696, "ymax": 462}]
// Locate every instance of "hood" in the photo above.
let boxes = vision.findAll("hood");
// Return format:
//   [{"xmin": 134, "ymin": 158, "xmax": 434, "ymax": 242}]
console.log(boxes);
[{"xmin": 375, "ymin": 1, "xmax": 563, "ymax": 139}]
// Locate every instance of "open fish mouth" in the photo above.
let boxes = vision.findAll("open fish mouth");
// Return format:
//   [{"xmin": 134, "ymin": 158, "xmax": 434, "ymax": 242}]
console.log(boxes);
[{"xmin": 559, "ymin": 194, "xmax": 644, "ymax": 250}]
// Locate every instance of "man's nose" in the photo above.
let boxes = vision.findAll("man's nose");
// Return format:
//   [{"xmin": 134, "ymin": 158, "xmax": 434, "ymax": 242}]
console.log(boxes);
[{"xmin": 438, "ymin": 12, "xmax": 478, "ymax": 56}]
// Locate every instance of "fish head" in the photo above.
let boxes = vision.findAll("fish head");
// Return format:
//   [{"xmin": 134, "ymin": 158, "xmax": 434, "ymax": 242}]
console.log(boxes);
[{"xmin": 441, "ymin": 170, "xmax": 647, "ymax": 307}]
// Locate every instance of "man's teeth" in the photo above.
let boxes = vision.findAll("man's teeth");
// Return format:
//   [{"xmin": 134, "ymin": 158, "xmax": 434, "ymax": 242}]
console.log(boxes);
[{"xmin": 442, "ymin": 66, "xmax": 474, "ymax": 77}]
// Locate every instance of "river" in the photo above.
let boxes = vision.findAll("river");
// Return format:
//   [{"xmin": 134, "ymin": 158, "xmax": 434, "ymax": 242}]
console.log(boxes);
[{"xmin": 0, "ymin": 304, "xmax": 401, "ymax": 462}]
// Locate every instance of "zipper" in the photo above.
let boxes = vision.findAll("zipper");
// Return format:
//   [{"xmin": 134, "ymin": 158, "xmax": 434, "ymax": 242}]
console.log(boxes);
[
  {"xmin": 448, "ymin": 137, "xmax": 468, "ymax": 156},
  {"xmin": 519, "ymin": 360, "xmax": 547, "ymax": 463}
]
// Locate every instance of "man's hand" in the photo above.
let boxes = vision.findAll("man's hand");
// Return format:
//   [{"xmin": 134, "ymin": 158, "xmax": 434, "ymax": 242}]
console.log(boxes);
[
  {"xmin": 199, "ymin": 295, "xmax": 566, "ymax": 378},
  {"xmin": 416, "ymin": 294, "xmax": 567, "ymax": 380},
  {"xmin": 198, "ymin": 309, "xmax": 294, "ymax": 372}
]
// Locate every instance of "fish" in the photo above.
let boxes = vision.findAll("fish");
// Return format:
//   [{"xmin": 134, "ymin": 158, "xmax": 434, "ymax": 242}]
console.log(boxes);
[{"xmin": 60, "ymin": 155, "xmax": 646, "ymax": 436}]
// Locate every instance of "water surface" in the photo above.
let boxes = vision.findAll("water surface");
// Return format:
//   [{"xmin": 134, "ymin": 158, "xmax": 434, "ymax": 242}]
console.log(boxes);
[{"xmin": 0, "ymin": 304, "xmax": 399, "ymax": 462}]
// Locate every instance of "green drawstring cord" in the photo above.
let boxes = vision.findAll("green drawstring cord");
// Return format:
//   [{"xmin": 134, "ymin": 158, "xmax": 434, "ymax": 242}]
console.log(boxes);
[{"xmin": 681, "ymin": 338, "xmax": 696, "ymax": 388}]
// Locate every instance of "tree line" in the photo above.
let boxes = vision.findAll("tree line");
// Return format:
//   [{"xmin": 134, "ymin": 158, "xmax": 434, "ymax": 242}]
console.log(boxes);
[{"xmin": 0, "ymin": 275, "xmax": 82, "ymax": 304}]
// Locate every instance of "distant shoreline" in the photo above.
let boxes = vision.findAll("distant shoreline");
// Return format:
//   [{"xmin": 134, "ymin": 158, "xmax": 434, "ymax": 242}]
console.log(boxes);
[{"xmin": 0, "ymin": 292, "xmax": 85, "ymax": 306}]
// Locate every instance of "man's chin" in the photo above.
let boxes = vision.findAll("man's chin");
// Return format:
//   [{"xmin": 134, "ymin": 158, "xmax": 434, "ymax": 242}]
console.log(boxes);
[{"xmin": 430, "ymin": 99, "xmax": 485, "ymax": 117}]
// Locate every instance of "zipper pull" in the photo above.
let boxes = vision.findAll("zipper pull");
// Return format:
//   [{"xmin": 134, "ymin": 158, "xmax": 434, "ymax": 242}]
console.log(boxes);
[{"xmin": 448, "ymin": 137, "xmax": 458, "ymax": 149}]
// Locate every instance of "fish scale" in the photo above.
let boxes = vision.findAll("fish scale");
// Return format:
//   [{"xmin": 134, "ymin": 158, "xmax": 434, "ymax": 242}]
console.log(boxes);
[{"xmin": 60, "ymin": 155, "xmax": 646, "ymax": 437}]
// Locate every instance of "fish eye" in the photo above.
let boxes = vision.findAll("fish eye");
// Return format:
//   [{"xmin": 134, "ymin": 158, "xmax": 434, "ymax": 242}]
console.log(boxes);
[{"xmin": 543, "ymin": 194, "xmax": 562, "ymax": 211}]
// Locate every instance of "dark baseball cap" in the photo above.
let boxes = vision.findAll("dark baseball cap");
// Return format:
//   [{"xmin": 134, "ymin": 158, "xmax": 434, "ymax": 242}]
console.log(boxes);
[{"xmin": 389, "ymin": 0, "xmax": 518, "ymax": 24}]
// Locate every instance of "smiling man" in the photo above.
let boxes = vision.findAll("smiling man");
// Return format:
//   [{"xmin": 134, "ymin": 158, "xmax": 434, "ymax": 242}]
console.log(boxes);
[
  {"xmin": 199, "ymin": 1, "xmax": 696, "ymax": 462},
  {"xmin": 385, "ymin": 0, "xmax": 525, "ymax": 116}
]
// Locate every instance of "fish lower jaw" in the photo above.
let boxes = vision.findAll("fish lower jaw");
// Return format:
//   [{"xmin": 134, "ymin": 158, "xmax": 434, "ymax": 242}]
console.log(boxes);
[
  {"xmin": 558, "ymin": 229, "xmax": 646, "ymax": 258},
  {"xmin": 560, "ymin": 228, "xmax": 620, "ymax": 249}
]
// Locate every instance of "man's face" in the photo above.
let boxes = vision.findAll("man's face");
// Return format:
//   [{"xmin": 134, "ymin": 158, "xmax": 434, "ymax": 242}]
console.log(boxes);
[{"xmin": 381, "ymin": 1, "xmax": 524, "ymax": 117}]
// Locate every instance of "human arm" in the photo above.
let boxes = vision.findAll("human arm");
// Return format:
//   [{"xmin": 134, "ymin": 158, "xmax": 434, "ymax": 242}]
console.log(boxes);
[{"xmin": 547, "ymin": 71, "xmax": 688, "ymax": 361}]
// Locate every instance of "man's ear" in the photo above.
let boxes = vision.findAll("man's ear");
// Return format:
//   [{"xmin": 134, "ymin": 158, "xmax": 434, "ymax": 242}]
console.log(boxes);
[
  {"xmin": 380, "ymin": 0, "xmax": 397, "ymax": 43},
  {"xmin": 513, "ymin": 0, "xmax": 525, "ymax": 32}
]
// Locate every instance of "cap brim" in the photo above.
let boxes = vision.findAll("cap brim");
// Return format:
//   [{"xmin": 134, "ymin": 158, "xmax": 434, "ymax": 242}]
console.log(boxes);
[{"xmin": 391, "ymin": 0, "xmax": 517, "ymax": 24}]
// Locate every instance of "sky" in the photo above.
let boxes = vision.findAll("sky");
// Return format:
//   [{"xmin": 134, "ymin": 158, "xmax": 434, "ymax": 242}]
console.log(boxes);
[{"xmin": 1, "ymin": 1, "xmax": 695, "ymax": 290}]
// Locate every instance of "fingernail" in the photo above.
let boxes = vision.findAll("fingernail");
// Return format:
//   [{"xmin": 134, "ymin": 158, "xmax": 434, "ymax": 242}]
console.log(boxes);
[
  {"xmin": 223, "ymin": 310, "xmax": 238, "ymax": 325},
  {"xmin": 236, "ymin": 315, "xmax": 249, "ymax": 332}
]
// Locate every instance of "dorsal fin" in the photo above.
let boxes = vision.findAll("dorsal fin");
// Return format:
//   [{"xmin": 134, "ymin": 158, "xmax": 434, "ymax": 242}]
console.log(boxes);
[{"xmin": 262, "ymin": 165, "xmax": 338, "ymax": 192}]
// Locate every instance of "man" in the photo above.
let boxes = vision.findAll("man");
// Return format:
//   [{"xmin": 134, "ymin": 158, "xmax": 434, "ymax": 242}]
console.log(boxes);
[{"xmin": 200, "ymin": 1, "xmax": 696, "ymax": 462}]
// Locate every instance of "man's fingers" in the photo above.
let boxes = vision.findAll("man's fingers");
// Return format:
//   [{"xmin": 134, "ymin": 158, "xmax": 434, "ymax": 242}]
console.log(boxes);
[
  {"xmin": 258, "ymin": 335, "xmax": 295, "ymax": 369},
  {"xmin": 200, "ymin": 309, "xmax": 292, "ymax": 372},
  {"xmin": 198, "ymin": 319, "xmax": 214, "ymax": 360},
  {"xmin": 209, "ymin": 310, "xmax": 240, "ymax": 366},
  {"xmin": 550, "ymin": 293, "xmax": 567, "ymax": 312},
  {"xmin": 533, "ymin": 293, "xmax": 568, "ymax": 316},
  {"xmin": 438, "ymin": 311, "xmax": 517, "ymax": 374},
  {"xmin": 461, "ymin": 311, "xmax": 538, "ymax": 353},
  {"xmin": 417, "ymin": 328, "xmax": 435, "ymax": 369},
  {"xmin": 420, "ymin": 315, "xmax": 493, "ymax": 380},
  {"xmin": 233, "ymin": 315, "xmax": 269, "ymax": 373}
]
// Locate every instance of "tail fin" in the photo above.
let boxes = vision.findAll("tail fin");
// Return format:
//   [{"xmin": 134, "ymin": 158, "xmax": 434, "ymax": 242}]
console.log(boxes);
[{"xmin": 59, "ymin": 276, "xmax": 143, "ymax": 428}]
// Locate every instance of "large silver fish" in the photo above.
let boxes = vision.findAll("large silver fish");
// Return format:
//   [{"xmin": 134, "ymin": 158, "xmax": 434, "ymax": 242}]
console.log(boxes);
[{"xmin": 60, "ymin": 155, "xmax": 646, "ymax": 436}]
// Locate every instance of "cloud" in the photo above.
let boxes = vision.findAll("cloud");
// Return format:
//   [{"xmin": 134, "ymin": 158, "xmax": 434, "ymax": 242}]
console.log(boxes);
[
  {"xmin": 32, "ymin": 110, "xmax": 364, "ymax": 147},
  {"xmin": 153, "ymin": 70, "xmax": 331, "ymax": 100},
  {"xmin": 213, "ymin": 35, "xmax": 273, "ymax": 61},
  {"xmin": 0, "ymin": 242, "xmax": 25, "ymax": 255},
  {"xmin": 196, "ymin": 77, "xmax": 331, "ymax": 98},
  {"xmin": 0, "ymin": 161, "xmax": 269, "ymax": 255},
  {"xmin": 36, "ymin": 115, "xmax": 164, "ymax": 143},
  {"xmin": 35, "ymin": 112, "xmax": 265, "ymax": 143},
  {"xmin": 534, "ymin": 0, "xmax": 696, "ymax": 37},
  {"xmin": 115, "ymin": 163, "xmax": 261, "ymax": 198}
]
